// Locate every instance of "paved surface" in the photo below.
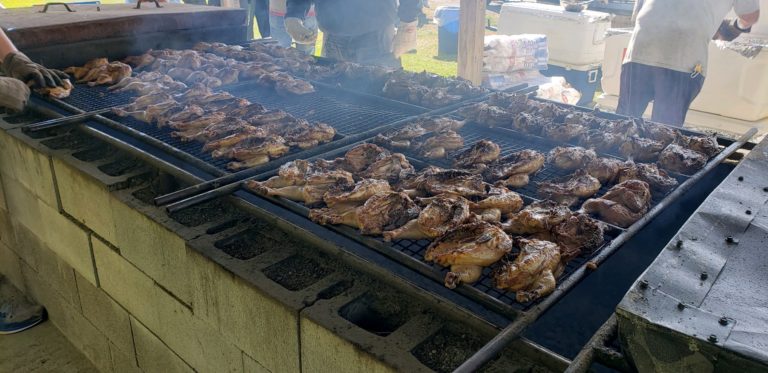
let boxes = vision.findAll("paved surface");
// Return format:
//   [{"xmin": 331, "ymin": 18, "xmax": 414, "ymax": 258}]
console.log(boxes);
[{"xmin": 0, "ymin": 320, "xmax": 98, "ymax": 373}]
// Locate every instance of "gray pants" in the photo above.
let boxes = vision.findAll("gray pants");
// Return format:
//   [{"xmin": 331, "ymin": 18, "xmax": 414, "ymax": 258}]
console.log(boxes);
[{"xmin": 322, "ymin": 27, "xmax": 400, "ymax": 68}]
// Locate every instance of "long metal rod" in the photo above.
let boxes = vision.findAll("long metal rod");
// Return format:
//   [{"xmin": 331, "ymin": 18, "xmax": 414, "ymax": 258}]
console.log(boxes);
[
  {"xmin": 23, "ymin": 108, "xmax": 112, "ymax": 131},
  {"xmin": 453, "ymin": 127, "xmax": 757, "ymax": 373},
  {"xmin": 564, "ymin": 314, "xmax": 618, "ymax": 373}
]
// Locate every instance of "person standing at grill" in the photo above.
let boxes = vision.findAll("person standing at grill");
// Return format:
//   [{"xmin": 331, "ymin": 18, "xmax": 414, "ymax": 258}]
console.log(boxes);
[
  {"xmin": 270, "ymin": 0, "xmax": 318, "ymax": 55},
  {"xmin": 617, "ymin": 0, "xmax": 760, "ymax": 127},
  {"xmin": 283, "ymin": 0, "xmax": 422, "ymax": 67},
  {"xmin": 0, "ymin": 28, "xmax": 67, "ymax": 334}
]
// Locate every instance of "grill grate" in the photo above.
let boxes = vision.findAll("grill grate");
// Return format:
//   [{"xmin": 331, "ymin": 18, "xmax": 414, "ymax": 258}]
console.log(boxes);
[{"xmin": 48, "ymin": 82, "xmax": 426, "ymax": 173}]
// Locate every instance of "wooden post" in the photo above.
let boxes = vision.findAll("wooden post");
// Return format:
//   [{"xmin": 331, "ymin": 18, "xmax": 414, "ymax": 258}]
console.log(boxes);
[{"xmin": 457, "ymin": 0, "xmax": 485, "ymax": 85}]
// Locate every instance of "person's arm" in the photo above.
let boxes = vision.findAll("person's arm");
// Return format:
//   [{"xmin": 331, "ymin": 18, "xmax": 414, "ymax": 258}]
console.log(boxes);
[
  {"xmin": 715, "ymin": 1, "xmax": 759, "ymax": 41},
  {"xmin": 285, "ymin": 0, "xmax": 311, "ymax": 19},
  {"xmin": 397, "ymin": 0, "xmax": 422, "ymax": 23},
  {"xmin": 0, "ymin": 28, "xmax": 19, "ymax": 62}
]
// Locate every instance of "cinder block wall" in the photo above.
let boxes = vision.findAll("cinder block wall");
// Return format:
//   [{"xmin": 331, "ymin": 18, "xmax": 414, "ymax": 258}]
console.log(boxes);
[{"xmin": 0, "ymin": 125, "xmax": 343, "ymax": 373}]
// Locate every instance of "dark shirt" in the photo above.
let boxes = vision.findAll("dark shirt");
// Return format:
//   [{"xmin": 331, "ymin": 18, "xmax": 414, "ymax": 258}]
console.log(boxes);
[{"xmin": 286, "ymin": 0, "xmax": 421, "ymax": 36}]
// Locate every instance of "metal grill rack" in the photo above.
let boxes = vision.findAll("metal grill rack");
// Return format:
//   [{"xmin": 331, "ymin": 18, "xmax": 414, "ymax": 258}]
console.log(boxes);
[{"xmin": 41, "ymin": 81, "xmax": 429, "ymax": 174}]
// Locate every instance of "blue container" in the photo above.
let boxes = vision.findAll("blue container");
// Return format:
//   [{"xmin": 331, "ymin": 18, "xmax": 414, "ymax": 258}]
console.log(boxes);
[
  {"xmin": 540, "ymin": 64, "xmax": 603, "ymax": 106},
  {"xmin": 434, "ymin": 6, "xmax": 460, "ymax": 58}
]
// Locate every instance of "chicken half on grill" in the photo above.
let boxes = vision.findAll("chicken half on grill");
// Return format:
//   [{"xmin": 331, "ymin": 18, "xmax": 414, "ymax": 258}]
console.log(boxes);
[
  {"xmin": 682, "ymin": 135, "xmax": 719, "ymax": 158},
  {"xmin": 494, "ymin": 238, "xmax": 564, "ymax": 303},
  {"xmin": 414, "ymin": 130, "xmax": 465, "ymax": 159},
  {"xmin": 309, "ymin": 191, "xmax": 420, "ymax": 235},
  {"xmin": 617, "ymin": 162, "xmax": 678, "ymax": 193},
  {"xmin": 469, "ymin": 186, "xmax": 524, "ymax": 222},
  {"xmin": 405, "ymin": 169, "xmax": 488, "ymax": 198},
  {"xmin": 503, "ymin": 200, "xmax": 572, "ymax": 235},
  {"xmin": 540, "ymin": 214, "xmax": 605, "ymax": 262},
  {"xmin": 459, "ymin": 102, "xmax": 513, "ymax": 128},
  {"xmin": 548, "ymin": 146, "xmax": 597, "ymax": 171},
  {"xmin": 538, "ymin": 170, "xmax": 602, "ymax": 206},
  {"xmin": 619, "ymin": 136, "xmax": 665, "ymax": 162},
  {"xmin": 586, "ymin": 157, "xmax": 624, "ymax": 184},
  {"xmin": 581, "ymin": 179, "xmax": 651, "ymax": 228},
  {"xmin": 247, "ymin": 170, "xmax": 354, "ymax": 205},
  {"xmin": 323, "ymin": 179, "xmax": 392, "ymax": 212},
  {"xmin": 658, "ymin": 144, "xmax": 707, "ymax": 174},
  {"xmin": 425, "ymin": 221, "xmax": 514, "ymax": 289},
  {"xmin": 337, "ymin": 143, "xmax": 391, "ymax": 173},
  {"xmin": 383, "ymin": 195, "xmax": 472, "ymax": 241},
  {"xmin": 483, "ymin": 150, "xmax": 545, "ymax": 188},
  {"xmin": 256, "ymin": 159, "xmax": 340, "ymax": 189},
  {"xmin": 453, "ymin": 140, "xmax": 501, "ymax": 169}
]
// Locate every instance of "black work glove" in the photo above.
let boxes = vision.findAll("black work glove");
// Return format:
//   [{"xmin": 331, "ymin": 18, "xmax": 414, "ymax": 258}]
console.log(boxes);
[
  {"xmin": 714, "ymin": 19, "xmax": 751, "ymax": 42},
  {"xmin": 2, "ymin": 51, "xmax": 69, "ymax": 88},
  {"xmin": 0, "ymin": 76, "xmax": 31, "ymax": 113}
]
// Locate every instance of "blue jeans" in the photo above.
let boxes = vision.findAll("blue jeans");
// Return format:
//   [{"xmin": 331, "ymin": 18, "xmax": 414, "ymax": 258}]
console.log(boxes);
[{"xmin": 269, "ymin": 14, "xmax": 317, "ymax": 55}]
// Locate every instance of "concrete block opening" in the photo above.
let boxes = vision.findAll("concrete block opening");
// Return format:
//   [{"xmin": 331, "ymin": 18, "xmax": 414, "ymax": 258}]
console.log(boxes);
[
  {"xmin": 262, "ymin": 254, "xmax": 334, "ymax": 291},
  {"xmin": 410, "ymin": 326, "xmax": 486, "ymax": 372},
  {"xmin": 338, "ymin": 292, "xmax": 414, "ymax": 337}
]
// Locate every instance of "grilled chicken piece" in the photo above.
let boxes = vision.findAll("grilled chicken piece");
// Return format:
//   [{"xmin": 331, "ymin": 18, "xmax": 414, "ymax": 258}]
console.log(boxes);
[
  {"xmin": 178, "ymin": 50, "xmax": 203, "ymax": 69},
  {"xmin": 202, "ymin": 124, "xmax": 266, "ymax": 151},
  {"xmin": 658, "ymin": 144, "xmax": 707, "ymax": 174},
  {"xmin": 470, "ymin": 187, "xmax": 524, "ymax": 222},
  {"xmin": 167, "ymin": 67, "xmax": 194, "ymax": 81},
  {"xmin": 484, "ymin": 150, "xmax": 546, "ymax": 183},
  {"xmin": 459, "ymin": 102, "xmax": 512, "ymax": 128},
  {"xmin": 410, "ymin": 169, "xmax": 488, "ymax": 198},
  {"xmin": 323, "ymin": 179, "xmax": 392, "ymax": 211},
  {"xmin": 373, "ymin": 123, "xmax": 429, "ymax": 149},
  {"xmin": 216, "ymin": 136, "xmax": 289, "ymax": 160},
  {"xmin": 494, "ymin": 238, "xmax": 564, "ymax": 303},
  {"xmin": 256, "ymin": 159, "xmax": 339, "ymax": 189},
  {"xmin": 453, "ymin": 140, "xmax": 501, "ymax": 168},
  {"xmin": 417, "ymin": 117, "xmax": 465, "ymax": 132},
  {"xmin": 503, "ymin": 200, "xmax": 572, "ymax": 235},
  {"xmin": 112, "ymin": 81, "xmax": 166, "ymax": 96},
  {"xmin": 619, "ymin": 136, "xmax": 665, "ymax": 162},
  {"xmin": 383, "ymin": 195, "xmax": 472, "ymax": 241},
  {"xmin": 35, "ymin": 79, "xmax": 73, "ymax": 99},
  {"xmin": 682, "ymin": 135, "xmax": 719, "ymax": 158},
  {"xmin": 549, "ymin": 214, "xmax": 604, "ymax": 261},
  {"xmin": 250, "ymin": 170, "xmax": 354, "ymax": 204},
  {"xmin": 282, "ymin": 121, "xmax": 336, "ymax": 149},
  {"xmin": 309, "ymin": 191, "xmax": 420, "ymax": 235},
  {"xmin": 538, "ymin": 170, "xmax": 602, "ymax": 206},
  {"xmin": 360, "ymin": 153, "xmax": 414, "ymax": 183},
  {"xmin": 608, "ymin": 119, "xmax": 641, "ymax": 138},
  {"xmin": 168, "ymin": 112, "xmax": 227, "ymax": 133},
  {"xmin": 512, "ymin": 112, "xmax": 545, "ymax": 135},
  {"xmin": 416, "ymin": 130, "xmax": 464, "ymax": 159},
  {"xmin": 175, "ymin": 85, "xmax": 213, "ymax": 103},
  {"xmin": 617, "ymin": 162, "xmax": 678, "ymax": 193},
  {"xmin": 579, "ymin": 129, "xmax": 625, "ymax": 152},
  {"xmin": 641, "ymin": 123, "xmax": 679, "ymax": 146},
  {"xmin": 586, "ymin": 157, "xmax": 624, "ymax": 184},
  {"xmin": 227, "ymin": 103, "xmax": 267, "ymax": 118},
  {"xmin": 123, "ymin": 53, "xmax": 155, "ymax": 69},
  {"xmin": 339, "ymin": 143, "xmax": 391, "ymax": 173},
  {"xmin": 548, "ymin": 146, "xmax": 597, "ymax": 171},
  {"xmin": 64, "ymin": 58, "xmax": 108, "ymax": 80},
  {"xmin": 87, "ymin": 62, "xmax": 132, "ymax": 86},
  {"xmin": 542, "ymin": 121, "xmax": 586, "ymax": 143},
  {"xmin": 582, "ymin": 180, "xmax": 651, "ymax": 228},
  {"xmin": 160, "ymin": 105, "xmax": 205, "ymax": 127},
  {"xmin": 425, "ymin": 221, "xmax": 514, "ymax": 288},
  {"xmin": 214, "ymin": 68, "xmax": 240, "ymax": 85}
]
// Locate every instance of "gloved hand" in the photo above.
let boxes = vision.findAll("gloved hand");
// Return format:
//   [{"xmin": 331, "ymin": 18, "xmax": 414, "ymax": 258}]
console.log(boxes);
[
  {"xmin": 714, "ymin": 19, "xmax": 751, "ymax": 42},
  {"xmin": 0, "ymin": 77, "xmax": 31, "ymax": 113},
  {"xmin": 284, "ymin": 17, "xmax": 318, "ymax": 45},
  {"xmin": 2, "ymin": 51, "xmax": 69, "ymax": 89},
  {"xmin": 392, "ymin": 21, "xmax": 418, "ymax": 58}
]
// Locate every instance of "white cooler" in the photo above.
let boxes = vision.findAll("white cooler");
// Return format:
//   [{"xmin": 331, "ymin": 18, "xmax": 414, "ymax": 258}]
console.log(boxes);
[
  {"xmin": 601, "ymin": 29, "xmax": 768, "ymax": 122},
  {"xmin": 498, "ymin": 2, "xmax": 612, "ymax": 66}
]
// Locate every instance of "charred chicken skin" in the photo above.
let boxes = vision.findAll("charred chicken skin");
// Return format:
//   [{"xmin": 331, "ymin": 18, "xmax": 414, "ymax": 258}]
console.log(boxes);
[
  {"xmin": 682, "ymin": 135, "xmax": 719, "ymax": 158},
  {"xmin": 548, "ymin": 146, "xmax": 597, "ymax": 171},
  {"xmin": 248, "ymin": 170, "xmax": 354, "ymax": 205},
  {"xmin": 383, "ymin": 195, "xmax": 472, "ymax": 241},
  {"xmin": 322, "ymin": 179, "xmax": 392, "ymax": 212},
  {"xmin": 425, "ymin": 221, "xmax": 514, "ymax": 289},
  {"xmin": 453, "ymin": 140, "xmax": 501, "ymax": 169},
  {"xmin": 619, "ymin": 136, "xmax": 665, "ymax": 162},
  {"xmin": 549, "ymin": 214, "xmax": 604, "ymax": 261},
  {"xmin": 581, "ymin": 180, "xmax": 651, "ymax": 228},
  {"xmin": 658, "ymin": 144, "xmax": 707, "ymax": 175},
  {"xmin": 586, "ymin": 157, "xmax": 624, "ymax": 184},
  {"xmin": 483, "ymin": 150, "xmax": 545, "ymax": 188},
  {"xmin": 538, "ymin": 170, "xmax": 602, "ymax": 206},
  {"xmin": 309, "ymin": 191, "xmax": 420, "ymax": 235},
  {"xmin": 494, "ymin": 238, "xmax": 564, "ymax": 303},
  {"xmin": 503, "ymin": 200, "xmax": 572, "ymax": 235},
  {"xmin": 617, "ymin": 162, "xmax": 678, "ymax": 193}
]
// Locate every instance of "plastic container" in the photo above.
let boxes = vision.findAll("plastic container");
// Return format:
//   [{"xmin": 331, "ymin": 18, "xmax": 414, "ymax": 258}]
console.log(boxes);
[
  {"xmin": 540, "ymin": 62, "xmax": 602, "ymax": 106},
  {"xmin": 435, "ymin": 6, "xmax": 460, "ymax": 57},
  {"xmin": 601, "ymin": 29, "xmax": 768, "ymax": 121},
  {"xmin": 497, "ymin": 2, "xmax": 611, "ymax": 65}
]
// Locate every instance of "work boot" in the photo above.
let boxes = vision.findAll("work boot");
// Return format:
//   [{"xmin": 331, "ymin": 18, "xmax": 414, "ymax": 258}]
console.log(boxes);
[{"xmin": 0, "ymin": 300, "xmax": 45, "ymax": 335}]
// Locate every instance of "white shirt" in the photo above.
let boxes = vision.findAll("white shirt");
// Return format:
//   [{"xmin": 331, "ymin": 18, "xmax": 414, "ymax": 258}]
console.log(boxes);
[{"xmin": 625, "ymin": 0, "xmax": 759, "ymax": 76}]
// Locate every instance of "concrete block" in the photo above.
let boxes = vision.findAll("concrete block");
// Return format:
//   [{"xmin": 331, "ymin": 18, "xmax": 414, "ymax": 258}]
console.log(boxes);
[
  {"xmin": 300, "ymin": 317, "xmax": 396, "ymax": 373},
  {"xmin": 130, "ymin": 317, "xmax": 195, "ymax": 373},
  {"xmin": 243, "ymin": 353, "xmax": 271, "ymax": 373},
  {"xmin": 20, "ymin": 261, "xmax": 112, "ymax": 372},
  {"xmin": 189, "ymin": 249, "xmax": 301, "ymax": 373},
  {"xmin": 109, "ymin": 341, "xmax": 142, "ymax": 373},
  {"xmin": 14, "ymin": 222, "xmax": 80, "ymax": 309},
  {"xmin": 0, "ymin": 241, "xmax": 25, "ymax": 292},
  {"xmin": 0, "ymin": 172, "xmax": 7, "ymax": 211},
  {"xmin": 52, "ymin": 157, "xmax": 117, "ymax": 244},
  {"xmin": 0, "ymin": 130, "xmax": 58, "ymax": 209},
  {"xmin": 0, "ymin": 207, "xmax": 16, "ymax": 248},
  {"xmin": 75, "ymin": 271, "xmax": 135, "ymax": 359},
  {"xmin": 3, "ymin": 176, "xmax": 96, "ymax": 285},
  {"xmin": 93, "ymin": 237, "xmax": 243, "ymax": 373}
]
